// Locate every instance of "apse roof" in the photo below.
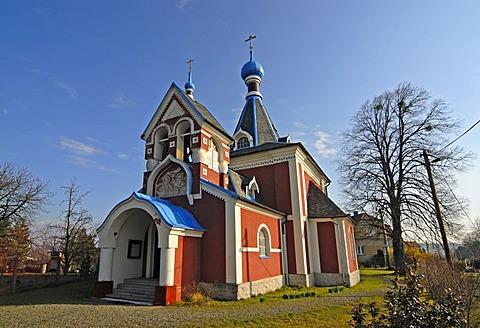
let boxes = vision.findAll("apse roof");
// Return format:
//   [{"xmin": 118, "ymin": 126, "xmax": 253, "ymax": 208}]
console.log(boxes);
[
  {"xmin": 133, "ymin": 192, "xmax": 205, "ymax": 231},
  {"xmin": 307, "ymin": 181, "xmax": 346, "ymax": 219}
]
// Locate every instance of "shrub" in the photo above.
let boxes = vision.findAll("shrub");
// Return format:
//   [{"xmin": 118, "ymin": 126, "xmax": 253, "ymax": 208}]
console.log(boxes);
[
  {"xmin": 350, "ymin": 266, "xmax": 466, "ymax": 328},
  {"xmin": 472, "ymin": 258, "xmax": 480, "ymax": 270},
  {"xmin": 329, "ymin": 286, "xmax": 345, "ymax": 294},
  {"xmin": 417, "ymin": 255, "xmax": 480, "ymax": 327},
  {"xmin": 282, "ymin": 291, "xmax": 317, "ymax": 300},
  {"xmin": 183, "ymin": 284, "xmax": 212, "ymax": 304}
]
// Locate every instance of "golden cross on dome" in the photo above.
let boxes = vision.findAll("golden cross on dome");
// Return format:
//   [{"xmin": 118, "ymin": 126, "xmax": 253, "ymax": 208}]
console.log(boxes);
[
  {"xmin": 245, "ymin": 34, "xmax": 256, "ymax": 51},
  {"xmin": 186, "ymin": 58, "xmax": 194, "ymax": 73}
]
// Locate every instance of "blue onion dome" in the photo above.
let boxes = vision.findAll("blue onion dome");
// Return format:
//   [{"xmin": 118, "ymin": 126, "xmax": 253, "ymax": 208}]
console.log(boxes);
[
  {"xmin": 241, "ymin": 52, "xmax": 264, "ymax": 81},
  {"xmin": 185, "ymin": 72, "xmax": 195, "ymax": 91}
]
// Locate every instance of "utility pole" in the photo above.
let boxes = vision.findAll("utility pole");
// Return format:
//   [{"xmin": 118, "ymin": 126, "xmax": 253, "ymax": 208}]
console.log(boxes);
[{"xmin": 423, "ymin": 149, "xmax": 452, "ymax": 265}]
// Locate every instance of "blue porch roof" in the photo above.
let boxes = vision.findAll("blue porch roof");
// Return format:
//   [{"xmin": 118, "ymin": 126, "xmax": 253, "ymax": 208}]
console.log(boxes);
[{"xmin": 133, "ymin": 192, "xmax": 205, "ymax": 231}]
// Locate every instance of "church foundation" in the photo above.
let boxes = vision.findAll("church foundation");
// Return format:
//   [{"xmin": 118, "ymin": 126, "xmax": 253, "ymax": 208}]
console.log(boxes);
[
  {"xmin": 154, "ymin": 285, "xmax": 182, "ymax": 305},
  {"xmin": 93, "ymin": 281, "xmax": 113, "ymax": 298}
]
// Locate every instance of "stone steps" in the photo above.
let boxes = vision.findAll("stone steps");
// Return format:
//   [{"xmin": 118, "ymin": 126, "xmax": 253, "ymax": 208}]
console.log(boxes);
[{"xmin": 103, "ymin": 278, "xmax": 158, "ymax": 305}]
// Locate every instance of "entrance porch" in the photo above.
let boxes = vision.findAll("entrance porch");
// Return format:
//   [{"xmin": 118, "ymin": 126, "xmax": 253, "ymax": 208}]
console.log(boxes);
[{"xmin": 94, "ymin": 192, "xmax": 205, "ymax": 305}]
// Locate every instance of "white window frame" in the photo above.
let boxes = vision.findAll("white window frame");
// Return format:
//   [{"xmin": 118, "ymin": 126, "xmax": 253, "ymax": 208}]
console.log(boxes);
[
  {"xmin": 237, "ymin": 136, "xmax": 250, "ymax": 149},
  {"xmin": 258, "ymin": 225, "xmax": 270, "ymax": 258},
  {"xmin": 356, "ymin": 245, "xmax": 366, "ymax": 256}
]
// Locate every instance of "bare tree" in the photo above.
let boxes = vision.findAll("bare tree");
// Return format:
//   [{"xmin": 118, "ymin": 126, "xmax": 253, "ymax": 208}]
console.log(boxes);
[
  {"xmin": 463, "ymin": 217, "xmax": 480, "ymax": 258},
  {"xmin": 56, "ymin": 179, "xmax": 95, "ymax": 275},
  {"xmin": 0, "ymin": 219, "xmax": 31, "ymax": 292},
  {"xmin": 339, "ymin": 82, "xmax": 472, "ymax": 274},
  {"xmin": 0, "ymin": 162, "xmax": 51, "ymax": 236}
]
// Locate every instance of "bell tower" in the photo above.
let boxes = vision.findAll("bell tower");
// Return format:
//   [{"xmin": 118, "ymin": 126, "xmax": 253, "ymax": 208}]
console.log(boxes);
[{"xmin": 232, "ymin": 35, "xmax": 279, "ymax": 151}]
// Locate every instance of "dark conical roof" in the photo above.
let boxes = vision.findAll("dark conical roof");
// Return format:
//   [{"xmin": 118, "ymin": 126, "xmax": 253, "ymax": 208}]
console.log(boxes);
[{"xmin": 234, "ymin": 96, "xmax": 279, "ymax": 146}]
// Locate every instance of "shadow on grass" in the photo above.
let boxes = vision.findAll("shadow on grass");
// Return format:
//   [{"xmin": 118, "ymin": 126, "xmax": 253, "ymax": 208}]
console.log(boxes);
[{"xmin": 0, "ymin": 280, "xmax": 117, "ymax": 306}]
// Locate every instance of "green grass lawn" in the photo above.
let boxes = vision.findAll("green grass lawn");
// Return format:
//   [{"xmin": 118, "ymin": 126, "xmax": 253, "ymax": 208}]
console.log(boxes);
[{"xmin": 0, "ymin": 269, "xmax": 395, "ymax": 327}]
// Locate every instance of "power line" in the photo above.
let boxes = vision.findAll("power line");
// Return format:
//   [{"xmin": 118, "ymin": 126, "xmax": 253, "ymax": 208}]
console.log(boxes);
[
  {"xmin": 441, "ymin": 119, "xmax": 480, "ymax": 151},
  {"xmin": 440, "ymin": 170, "xmax": 475, "ymax": 228}
]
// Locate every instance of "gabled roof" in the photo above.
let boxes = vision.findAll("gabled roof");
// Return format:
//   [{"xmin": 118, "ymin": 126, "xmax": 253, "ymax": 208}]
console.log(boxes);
[
  {"xmin": 133, "ymin": 192, "xmax": 205, "ymax": 231},
  {"xmin": 201, "ymin": 178, "xmax": 284, "ymax": 216},
  {"xmin": 233, "ymin": 96, "xmax": 279, "ymax": 145},
  {"xmin": 141, "ymin": 83, "xmax": 232, "ymax": 141},
  {"xmin": 307, "ymin": 181, "xmax": 346, "ymax": 218},
  {"xmin": 188, "ymin": 93, "xmax": 231, "ymax": 138},
  {"xmin": 227, "ymin": 170, "xmax": 250, "ymax": 198}
]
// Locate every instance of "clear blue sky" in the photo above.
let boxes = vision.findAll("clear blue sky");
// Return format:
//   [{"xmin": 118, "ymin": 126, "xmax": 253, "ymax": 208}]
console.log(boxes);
[{"xmin": 1, "ymin": 1, "xmax": 479, "ymax": 232}]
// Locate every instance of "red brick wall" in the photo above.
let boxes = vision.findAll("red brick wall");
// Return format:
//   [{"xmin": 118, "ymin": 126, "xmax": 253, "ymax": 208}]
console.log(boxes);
[
  {"xmin": 236, "ymin": 162, "xmax": 292, "ymax": 215},
  {"xmin": 317, "ymin": 222, "xmax": 339, "ymax": 273},
  {"xmin": 171, "ymin": 193, "xmax": 226, "ymax": 283},
  {"xmin": 179, "ymin": 236, "xmax": 202, "ymax": 287},
  {"xmin": 298, "ymin": 163, "xmax": 306, "ymax": 217},
  {"xmin": 345, "ymin": 224, "xmax": 358, "ymax": 272},
  {"xmin": 200, "ymin": 163, "xmax": 220, "ymax": 185},
  {"xmin": 286, "ymin": 220, "xmax": 297, "ymax": 274},
  {"xmin": 174, "ymin": 236, "xmax": 184, "ymax": 286},
  {"xmin": 240, "ymin": 208, "xmax": 282, "ymax": 281}
]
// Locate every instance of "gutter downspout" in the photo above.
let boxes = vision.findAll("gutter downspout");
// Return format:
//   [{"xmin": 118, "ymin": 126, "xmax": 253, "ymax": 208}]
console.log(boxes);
[
  {"xmin": 324, "ymin": 181, "xmax": 331, "ymax": 196},
  {"xmin": 281, "ymin": 215, "xmax": 289, "ymax": 286}
]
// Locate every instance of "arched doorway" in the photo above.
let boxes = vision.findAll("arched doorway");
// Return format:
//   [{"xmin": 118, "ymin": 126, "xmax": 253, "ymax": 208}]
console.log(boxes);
[
  {"xmin": 142, "ymin": 225, "xmax": 161, "ymax": 279},
  {"xmin": 109, "ymin": 209, "xmax": 161, "ymax": 285}
]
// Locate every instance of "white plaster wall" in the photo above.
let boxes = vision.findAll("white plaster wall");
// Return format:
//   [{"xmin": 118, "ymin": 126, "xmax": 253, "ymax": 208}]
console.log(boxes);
[{"xmin": 111, "ymin": 213, "xmax": 152, "ymax": 287}]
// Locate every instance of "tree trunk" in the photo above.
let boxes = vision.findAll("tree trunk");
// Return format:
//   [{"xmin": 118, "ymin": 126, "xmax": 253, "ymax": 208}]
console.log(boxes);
[
  {"xmin": 55, "ymin": 255, "xmax": 61, "ymax": 282},
  {"xmin": 10, "ymin": 256, "xmax": 18, "ymax": 293},
  {"xmin": 391, "ymin": 204, "xmax": 406, "ymax": 275}
]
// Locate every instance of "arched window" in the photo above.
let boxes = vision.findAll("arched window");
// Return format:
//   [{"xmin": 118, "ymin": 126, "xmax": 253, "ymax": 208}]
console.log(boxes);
[
  {"xmin": 183, "ymin": 128, "xmax": 192, "ymax": 163},
  {"xmin": 246, "ymin": 177, "xmax": 259, "ymax": 201},
  {"xmin": 176, "ymin": 121, "xmax": 192, "ymax": 163},
  {"xmin": 237, "ymin": 137, "xmax": 250, "ymax": 150},
  {"xmin": 209, "ymin": 138, "xmax": 219, "ymax": 172},
  {"xmin": 258, "ymin": 228, "xmax": 270, "ymax": 258},
  {"xmin": 153, "ymin": 127, "xmax": 169, "ymax": 161}
]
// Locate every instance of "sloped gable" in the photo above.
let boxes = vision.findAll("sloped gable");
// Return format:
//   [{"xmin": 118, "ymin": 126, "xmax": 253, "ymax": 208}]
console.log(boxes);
[
  {"xmin": 307, "ymin": 181, "xmax": 346, "ymax": 218},
  {"xmin": 142, "ymin": 83, "xmax": 231, "ymax": 143},
  {"xmin": 163, "ymin": 99, "xmax": 186, "ymax": 120}
]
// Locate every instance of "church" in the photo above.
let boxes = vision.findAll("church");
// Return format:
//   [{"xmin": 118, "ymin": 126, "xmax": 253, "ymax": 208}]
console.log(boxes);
[{"xmin": 94, "ymin": 38, "xmax": 360, "ymax": 305}]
